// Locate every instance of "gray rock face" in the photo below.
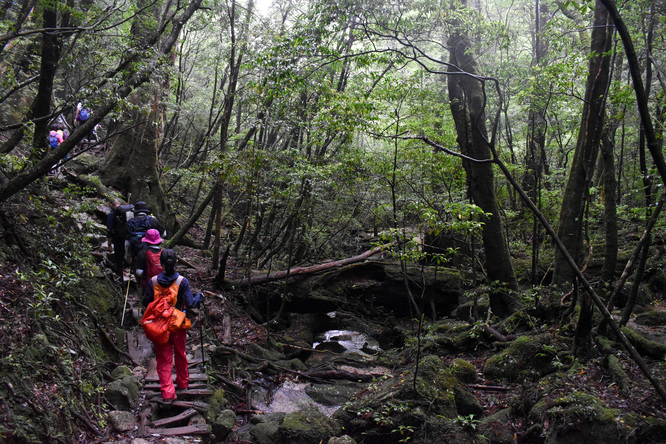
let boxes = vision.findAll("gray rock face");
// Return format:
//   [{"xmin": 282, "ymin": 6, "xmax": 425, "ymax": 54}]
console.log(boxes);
[{"xmin": 105, "ymin": 375, "xmax": 141, "ymax": 410}]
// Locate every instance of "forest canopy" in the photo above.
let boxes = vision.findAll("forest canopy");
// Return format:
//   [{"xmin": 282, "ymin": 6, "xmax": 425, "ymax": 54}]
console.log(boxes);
[{"xmin": 0, "ymin": 0, "xmax": 664, "ymax": 303}]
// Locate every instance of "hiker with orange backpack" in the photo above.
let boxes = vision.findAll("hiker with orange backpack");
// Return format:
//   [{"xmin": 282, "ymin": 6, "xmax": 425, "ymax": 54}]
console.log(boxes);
[{"xmin": 142, "ymin": 249, "xmax": 202, "ymax": 403}]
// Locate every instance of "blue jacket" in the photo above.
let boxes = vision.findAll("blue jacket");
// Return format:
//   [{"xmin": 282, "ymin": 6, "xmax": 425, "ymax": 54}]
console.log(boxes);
[{"xmin": 142, "ymin": 272, "xmax": 201, "ymax": 311}]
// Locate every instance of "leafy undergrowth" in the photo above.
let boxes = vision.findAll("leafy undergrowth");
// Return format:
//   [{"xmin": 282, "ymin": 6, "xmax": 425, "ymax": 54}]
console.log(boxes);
[{"xmin": 1, "ymin": 180, "xmax": 666, "ymax": 443}]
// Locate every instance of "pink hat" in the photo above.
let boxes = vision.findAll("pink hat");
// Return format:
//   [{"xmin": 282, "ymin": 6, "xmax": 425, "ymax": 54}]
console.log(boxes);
[{"xmin": 142, "ymin": 229, "xmax": 163, "ymax": 244}]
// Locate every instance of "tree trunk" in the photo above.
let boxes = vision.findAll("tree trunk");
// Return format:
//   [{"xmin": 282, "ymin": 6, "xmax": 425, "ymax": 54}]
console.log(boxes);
[
  {"xmin": 447, "ymin": 0, "xmax": 518, "ymax": 317},
  {"xmin": 599, "ymin": 127, "xmax": 618, "ymax": 286},
  {"xmin": 0, "ymin": 1, "xmax": 203, "ymax": 203},
  {"xmin": 100, "ymin": 110, "xmax": 175, "ymax": 233},
  {"xmin": 552, "ymin": 0, "xmax": 613, "ymax": 286}
]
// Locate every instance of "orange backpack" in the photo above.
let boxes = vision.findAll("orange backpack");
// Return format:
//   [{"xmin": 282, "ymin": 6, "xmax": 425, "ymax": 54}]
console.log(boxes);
[{"xmin": 140, "ymin": 276, "xmax": 191, "ymax": 344}]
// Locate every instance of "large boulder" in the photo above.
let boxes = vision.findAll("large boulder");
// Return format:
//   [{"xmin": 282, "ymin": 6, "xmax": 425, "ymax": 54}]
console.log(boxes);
[
  {"xmin": 483, "ymin": 334, "xmax": 567, "ymax": 382},
  {"xmin": 280, "ymin": 407, "xmax": 342, "ymax": 444},
  {"xmin": 105, "ymin": 375, "xmax": 140, "ymax": 410}
]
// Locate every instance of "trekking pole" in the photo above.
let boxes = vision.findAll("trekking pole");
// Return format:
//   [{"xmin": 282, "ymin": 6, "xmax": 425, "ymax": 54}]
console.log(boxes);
[
  {"xmin": 199, "ymin": 297, "xmax": 206, "ymax": 370},
  {"xmin": 121, "ymin": 276, "xmax": 130, "ymax": 326}
]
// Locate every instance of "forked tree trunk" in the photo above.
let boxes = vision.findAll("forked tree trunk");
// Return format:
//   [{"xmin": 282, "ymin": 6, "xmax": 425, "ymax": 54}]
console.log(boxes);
[
  {"xmin": 553, "ymin": 1, "xmax": 613, "ymax": 357},
  {"xmin": 447, "ymin": 0, "xmax": 518, "ymax": 317},
  {"xmin": 552, "ymin": 1, "xmax": 613, "ymax": 287}
]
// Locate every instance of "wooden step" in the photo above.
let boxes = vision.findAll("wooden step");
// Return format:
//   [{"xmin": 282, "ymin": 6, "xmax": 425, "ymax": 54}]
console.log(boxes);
[
  {"xmin": 143, "ymin": 382, "xmax": 208, "ymax": 391},
  {"xmin": 146, "ymin": 423, "xmax": 211, "ymax": 436},
  {"xmin": 146, "ymin": 373, "xmax": 207, "ymax": 382},
  {"xmin": 150, "ymin": 408, "xmax": 199, "ymax": 427},
  {"xmin": 147, "ymin": 389, "xmax": 213, "ymax": 402}
]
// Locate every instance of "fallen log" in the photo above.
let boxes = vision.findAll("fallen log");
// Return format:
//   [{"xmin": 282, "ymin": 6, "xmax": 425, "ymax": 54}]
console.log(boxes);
[{"xmin": 226, "ymin": 243, "xmax": 395, "ymax": 288}]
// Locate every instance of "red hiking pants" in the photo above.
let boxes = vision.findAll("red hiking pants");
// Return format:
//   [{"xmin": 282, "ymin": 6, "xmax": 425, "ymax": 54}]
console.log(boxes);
[{"xmin": 153, "ymin": 329, "xmax": 189, "ymax": 400}]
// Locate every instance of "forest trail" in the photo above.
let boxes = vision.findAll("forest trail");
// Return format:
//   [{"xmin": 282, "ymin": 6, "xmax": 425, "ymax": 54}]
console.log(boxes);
[{"xmin": 126, "ymin": 323, "xmax": 213, "ymax": 439}]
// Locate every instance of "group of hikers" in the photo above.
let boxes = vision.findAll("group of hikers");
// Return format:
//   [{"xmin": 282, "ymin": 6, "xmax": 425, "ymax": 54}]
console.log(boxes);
[
  {"xmin": 48, "ymin": 103, "xmax": 100, "ymax": 160},
  {"xmin": 106, "ymin": 199, "xmax": 203, "ymax": 403}
]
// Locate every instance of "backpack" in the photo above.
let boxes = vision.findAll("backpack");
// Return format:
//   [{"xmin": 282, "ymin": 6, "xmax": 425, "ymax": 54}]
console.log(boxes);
[
  {"xmin": 142, "ymin": 249, "xmax": 163, "ymax": 290},
  {"xmin": 113, "ymin": 204, "xmax": 134, "ymax": 240},
  {"xmin": 127, "ymin": 215, "xmax": 153, "ymax": 258},
  {"xmin": 49, "ymin": 135, "xmax": 60, "ymax": 148},
  {"xmin": 140, "ymin": 276, "xmax": 189, "ymax": 344},
  {"xmin": 78, "ymin": 108, "xmax": 90, "ymax": 122}
]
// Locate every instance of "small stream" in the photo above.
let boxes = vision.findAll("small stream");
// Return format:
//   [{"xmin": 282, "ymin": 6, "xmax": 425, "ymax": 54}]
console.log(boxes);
[{"xmin": 250, "ymin": 328, "xmax": 382, "ymax": 415}]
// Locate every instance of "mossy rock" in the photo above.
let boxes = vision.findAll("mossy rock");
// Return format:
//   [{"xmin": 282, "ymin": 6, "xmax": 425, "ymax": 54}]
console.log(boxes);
[
  {"xmin": 212, "ymin": 409, "xmax": 237, "ymax": 441},
  {"xmin": 634, "ymin": 310, "xmax": 666, "ymax": 326},
  {"xmin": 111, "ymin": 365, "xmax": 132, "ymax": 380},
  {"xmin": 621, "ymin": 326, "xmax": 666, "ymax": 360},
  {"xmin": 449, "ymin": 358, "xmax": 478, "ymax": 383},
  {"xmin": 420, "ymin": 321, "xmax": 485, "ymax": 353},
  {"xmin": 529, "ymin": 392, "xmax": 627, "ymax": 444},
  {"xmin": 205, "ymin": 389, "xmax": 230, "ymax": 423},
  {"xmin": 280, "ymin": 407, "xmax": 341, "ymax": 444},
  {"xmin": 334, "ymin": 354, "xmax": 463, "ymax": 441},
  {"xmin": 483, "ymin": 335, "xmax": 561, "ymax": 382}
]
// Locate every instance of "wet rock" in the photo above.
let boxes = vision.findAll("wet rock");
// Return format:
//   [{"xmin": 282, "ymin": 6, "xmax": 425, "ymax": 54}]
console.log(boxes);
[
  {"xmin": 251, "ymin": 412, "xmax": 287, "ymax": 424},
  {"xmin": 211, "ymin": 409, "xmax": 236, "ymax": 441},
  {"xmin": 305, "ymin": 381, "xmax": 364, "ymax": 406},
  {"xmin": 106, "ymin": 375, "xmax": 140, "ymax": 410},
  {"xmin": 108, "ymin": 410, "xmax": 137, "ymax": 432},
  {"xmin": 68, "ymin": 153, "xmax": 100, "ymax": 175},
  {"xmin": 164, "ymin": 438, "xmax": 190, "ymax": 444},
  {"xmin": 280, "ymin": 406, "xmax": 342, "ymax": 444}
]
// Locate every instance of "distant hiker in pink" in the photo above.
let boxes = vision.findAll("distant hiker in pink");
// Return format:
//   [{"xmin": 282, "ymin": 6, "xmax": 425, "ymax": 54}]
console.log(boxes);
[{"xmin": 134, "ymin": 229, "xmax": 163, "ymax": 290}]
